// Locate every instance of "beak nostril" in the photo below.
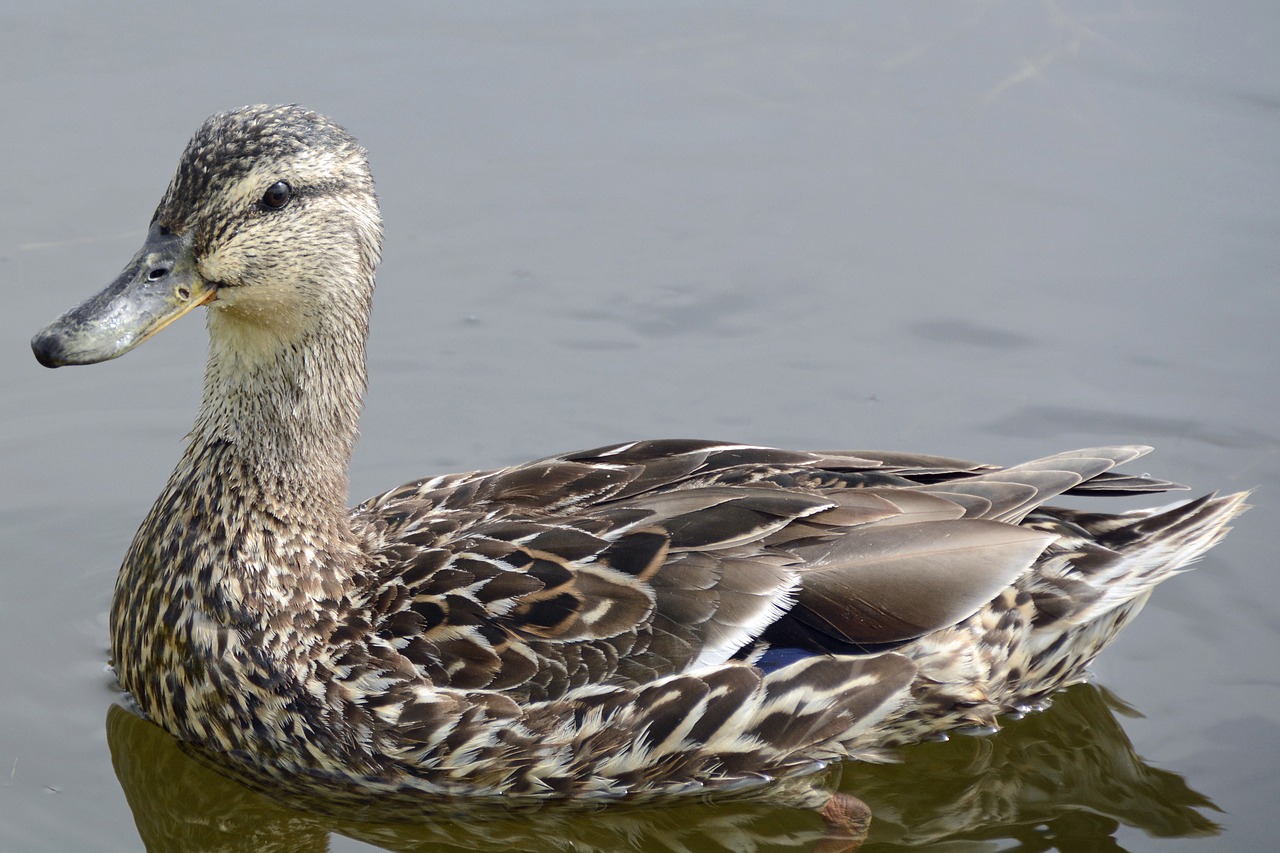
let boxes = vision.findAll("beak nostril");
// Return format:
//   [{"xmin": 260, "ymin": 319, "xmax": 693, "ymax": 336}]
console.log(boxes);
[{"xmin": 147, "ymin": 266, "xmax": 170, "ymax": 283}]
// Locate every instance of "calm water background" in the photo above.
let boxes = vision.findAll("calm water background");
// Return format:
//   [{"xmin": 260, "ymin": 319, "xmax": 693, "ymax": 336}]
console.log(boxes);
[{"xmin": 2, "ymin": 3, "xmax": 1277, "ymax": 851}]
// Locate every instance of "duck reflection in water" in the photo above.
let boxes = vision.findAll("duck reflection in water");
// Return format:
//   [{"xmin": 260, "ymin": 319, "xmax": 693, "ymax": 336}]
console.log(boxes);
[{"xmin": 109, "ymin": 682, "xmax": 1219, "ymax": 853}]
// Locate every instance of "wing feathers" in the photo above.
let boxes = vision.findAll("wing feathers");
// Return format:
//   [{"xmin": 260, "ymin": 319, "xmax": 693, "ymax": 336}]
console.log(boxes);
[
  {"xmin": 357, "ymin": 442, "xmax": 1188, "ymax": 702},
  {"xmin": 787, "ymin": 520, "xmax": 1056, "ymax": 645},
  {"xmin": 920, "ymin": 446, "xmax": 1153, "ymax": 523}
]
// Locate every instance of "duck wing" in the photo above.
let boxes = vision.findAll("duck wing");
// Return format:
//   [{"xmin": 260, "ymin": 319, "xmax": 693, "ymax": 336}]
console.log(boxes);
[{"xmin": 352, "ymin": 441, "xmax": 1171, "ymax": 701}]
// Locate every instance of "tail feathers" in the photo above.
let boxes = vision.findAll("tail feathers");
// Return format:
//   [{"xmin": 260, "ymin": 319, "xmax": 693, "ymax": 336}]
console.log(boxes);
[
  {"xmin": 888, "ymin": 491, "xmax": 1248, "ymax": 731},
  {"xmin": 1099, "ymin": 491, "xmax": 1248, "ymax": 555},
  {"xmin": 1033, "ymin": 490, "xmax": 1249, "ymax": 624}
]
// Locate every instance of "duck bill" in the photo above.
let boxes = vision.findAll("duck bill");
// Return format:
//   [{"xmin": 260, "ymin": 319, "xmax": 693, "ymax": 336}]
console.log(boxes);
[{"xmin": 31, "ymin": 225, "xmax": 215, "ymax": 368}]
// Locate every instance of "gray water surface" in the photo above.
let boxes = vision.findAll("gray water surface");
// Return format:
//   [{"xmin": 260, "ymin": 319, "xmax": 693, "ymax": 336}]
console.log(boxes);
[{"xmin": 3, "ymin": 3, "xmax": 1278, "ymax": 851}]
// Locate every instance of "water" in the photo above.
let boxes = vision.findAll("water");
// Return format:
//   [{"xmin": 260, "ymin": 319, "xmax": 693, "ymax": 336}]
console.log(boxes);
[{"xmin": 3, "ymin": 2, "xmax": 1277, "ymax": 850}]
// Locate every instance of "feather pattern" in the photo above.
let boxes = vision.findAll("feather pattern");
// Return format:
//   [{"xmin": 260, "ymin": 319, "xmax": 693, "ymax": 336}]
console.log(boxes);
[{"xmin": 30, "ymin": 105, "xmax": 1248, "ymax": 801}]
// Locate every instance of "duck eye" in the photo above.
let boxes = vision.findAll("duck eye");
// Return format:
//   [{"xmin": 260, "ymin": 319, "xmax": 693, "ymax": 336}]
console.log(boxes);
[{"xmin": 260, "ymin": 181, "xmax": 292, "ymax": 210}]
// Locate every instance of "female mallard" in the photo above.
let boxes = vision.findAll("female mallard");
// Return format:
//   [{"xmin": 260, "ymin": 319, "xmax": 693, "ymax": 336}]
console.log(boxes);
[{"xmin": 32, "ymin": 105, "xmax": 1245, "ymax": 801}]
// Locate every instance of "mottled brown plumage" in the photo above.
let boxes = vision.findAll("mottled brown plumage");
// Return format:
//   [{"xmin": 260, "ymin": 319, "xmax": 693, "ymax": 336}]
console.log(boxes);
[{"xmin": 32, "ymin": 105, "xmax": 1247, "ymax": 800}]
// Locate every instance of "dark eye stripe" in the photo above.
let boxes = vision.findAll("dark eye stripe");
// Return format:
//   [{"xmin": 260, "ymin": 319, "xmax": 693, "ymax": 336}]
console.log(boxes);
[{"xmin": 260, "ymin": 181, "xmax": 292, "ymax": 210}]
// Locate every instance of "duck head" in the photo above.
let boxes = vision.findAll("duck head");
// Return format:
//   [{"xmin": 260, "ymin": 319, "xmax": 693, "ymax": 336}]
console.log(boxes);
[{"xmin": 31, "ymin": 104, "xmax": 383, "ymax": 369}]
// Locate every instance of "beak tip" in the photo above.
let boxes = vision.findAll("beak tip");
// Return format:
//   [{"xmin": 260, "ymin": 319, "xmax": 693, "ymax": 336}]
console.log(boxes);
[{"xmin": 31, "ymin": 330, "xmax": 66, "ymax": 368}]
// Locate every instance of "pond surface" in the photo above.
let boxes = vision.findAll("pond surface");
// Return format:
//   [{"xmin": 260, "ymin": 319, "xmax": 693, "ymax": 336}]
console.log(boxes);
[{"xmin": 2, "ymin": 3, "xmax": 1277, "ymax": 851}]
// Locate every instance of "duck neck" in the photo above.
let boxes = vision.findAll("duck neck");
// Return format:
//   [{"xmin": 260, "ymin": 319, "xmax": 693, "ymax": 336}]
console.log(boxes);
[
  {"xmin": 192, "ymin": 302, "xmax": 368, "ymax": 520},
  {"xmin": 110, "ymin": 307, "xmax": 373, "ymax": 729}
]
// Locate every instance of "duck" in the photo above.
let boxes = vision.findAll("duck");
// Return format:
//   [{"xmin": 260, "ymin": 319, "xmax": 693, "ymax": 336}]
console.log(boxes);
[{"xmin": 31, "ymin": 104, "xmax": 1247, "ymax": 802}]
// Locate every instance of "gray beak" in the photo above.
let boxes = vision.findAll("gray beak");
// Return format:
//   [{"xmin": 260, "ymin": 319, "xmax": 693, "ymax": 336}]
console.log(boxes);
[{"xmin": 32, "ymin": 224, "xmax": 214, "ymax": 368}]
